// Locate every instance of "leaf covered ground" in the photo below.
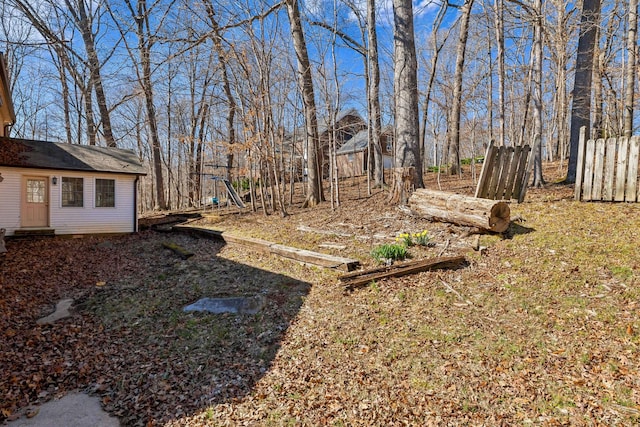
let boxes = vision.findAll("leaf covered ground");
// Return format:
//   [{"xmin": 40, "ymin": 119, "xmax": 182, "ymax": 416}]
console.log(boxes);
[{"xmin": 2, "ymin": 166, "xmax": 640, "ymax": 426}]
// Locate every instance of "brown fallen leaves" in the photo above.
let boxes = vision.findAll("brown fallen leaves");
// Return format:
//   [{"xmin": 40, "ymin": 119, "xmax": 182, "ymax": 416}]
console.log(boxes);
[{"xmin": 2, "ymin": 166, "xmax": 640, "ymax": 426}]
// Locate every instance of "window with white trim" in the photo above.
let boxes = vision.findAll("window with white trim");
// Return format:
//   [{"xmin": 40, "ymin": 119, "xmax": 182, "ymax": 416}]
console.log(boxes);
[
  {"xmin": 95, "ymin": 179, "xmax": 115, "ymax": 207},
  {"xmin": 61, "ymin": 177, "xmax": 83, "ymax": 207}
]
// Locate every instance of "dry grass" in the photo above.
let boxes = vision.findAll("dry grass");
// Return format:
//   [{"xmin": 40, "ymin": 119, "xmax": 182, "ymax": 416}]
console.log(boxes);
[{"xmin": 3, "ymin": 163, "xmax": 640, "ymax": 426}]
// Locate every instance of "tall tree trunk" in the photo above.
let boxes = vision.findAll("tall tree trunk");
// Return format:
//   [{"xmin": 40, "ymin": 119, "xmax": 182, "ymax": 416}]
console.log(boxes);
[
  {"xmin": 567, "ymin": 0, "xmax": 602, "ymax": 183},
  {"xmin": 448, "ymin": 0, "xmax": 475, "ymax": 175},
  {"xmin": 420, "ymin": 4, "xmax": 450, "ymax": 171},
  {"xmin": 367, "ymin": 0, "xmax": 384, "ymax": 188},
  {"xmin": 205, "ymin": 3, "xmax": 236, "ymax": 181},
  {"xmin": 64, "ymin": 0, "xmax": 116, "ymax": 147},
  {"xmin": 531, "ymin": 0, "xmax": 544, "ymax": 187},
  {"xmin": 285, "ymin": 0, "xmax": 323, "ymax": 206},
  {"xmin": 624, "ymin": 0, "xmax": 638, "ymax": 137},
  {"xmin": 390, "ymin": 0, "xmax": 423, "ymax": 204},
  {"xmin": 592, "ymin": 25, "xmax": 603, "ymax": 139},
  {"xmin": 135, "ymin": 0, "xmax": 166, "ymax": 209},
  {"xmin": 494, "ymin": 0, "xmax": 505, "ymax": 146},
  {"xmin": 84, "ymin": 78, "xmax": 97, "ymax": 145}
]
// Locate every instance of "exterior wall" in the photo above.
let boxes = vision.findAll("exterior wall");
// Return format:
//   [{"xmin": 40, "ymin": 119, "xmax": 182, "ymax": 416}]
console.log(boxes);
[
  {"xmin": 0, "ymin": 167, "xmax": 137, "ymax": 236},
  {"xmin": 336, "ymin": 152, "xmax": 393, "ymax": 178},
  {"xmin": 337, "ymin": 151, "xmax": 366, "ymax": 178}
]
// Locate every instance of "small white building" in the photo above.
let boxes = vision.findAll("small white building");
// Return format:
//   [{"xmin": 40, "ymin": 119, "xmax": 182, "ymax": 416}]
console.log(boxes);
[
  {"xmin": 0, "ymin": 137, "xmax": 146, "ymax": 236},
  {"xmin": 0, "ymin": 52, "xmax": 146, "ymax": 237}
]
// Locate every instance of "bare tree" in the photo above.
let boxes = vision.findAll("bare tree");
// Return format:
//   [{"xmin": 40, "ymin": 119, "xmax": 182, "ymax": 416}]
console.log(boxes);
[
  {"xmin": 107, "ymin": 0, "xmax": 177, "ymax": 209},
  {"xmin": 448, "ymin": 0, "xmax": 475, "ymax": 175},
  {"xmin": 8, "ymin": 0, "xmax": 117, "ymax": 146},
  {"xmin": 624, "ymin": 0, "xmax": 638, "ymax": 137},
  {"xmin": 389, "ymin": 0, "xmax": 423, "ymax": 204},
  {"xmin": 567, "ymin": 0, "xmax": 601, "ymax": 183},
  {"xmin": 366, "ymin": 0, "xmax": 384, "ymax": 189},
  {"xmin": 285, "ymin": 0, "xmax": 323, "ymax": 206},
  {"xmin": 494, "ymin": 0, "xmax": 505, "ymax": 146},
  {"xmin": 531, "ymin": 0, "xmax": 544, "ymax": 187}
]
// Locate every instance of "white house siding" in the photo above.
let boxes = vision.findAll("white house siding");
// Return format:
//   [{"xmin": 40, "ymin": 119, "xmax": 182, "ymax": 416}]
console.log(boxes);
[{"xmin": 0, "ymin": 167, "xmax": 138, "ymax": 236}]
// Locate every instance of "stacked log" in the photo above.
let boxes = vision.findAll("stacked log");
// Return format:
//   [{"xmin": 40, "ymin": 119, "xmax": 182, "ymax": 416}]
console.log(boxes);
[{"xmin": 409, "ymin": 189, "xmax": 510, "ymax": 233}]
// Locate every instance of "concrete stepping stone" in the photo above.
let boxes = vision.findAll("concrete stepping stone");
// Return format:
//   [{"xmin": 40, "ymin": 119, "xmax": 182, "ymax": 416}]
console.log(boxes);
[
  {"xmin": 37, "ymin": 299, "xmax": 74, "ymax": 324},
  {"xmin": 184, "ymin": 295, "xmax": 266, "ymax": 315},
  {"xmin": 8, "ymin": 392, "xmax": 119, "ymax": 427}
]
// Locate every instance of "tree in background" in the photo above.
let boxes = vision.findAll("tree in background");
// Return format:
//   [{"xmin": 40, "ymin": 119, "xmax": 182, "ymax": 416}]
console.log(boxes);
[
  {"xmin": 390, "ymin": 0, "xmax": 422, "ymax": 204},
  {"xmin": 624, "ymin": 0, "xmax": 638, "ymax": 137},
  {"xmin": 567, "ymin": 0, "xmax": 601, "ymax": 183},
  {"xmin": 285, "ymin": 0, "xmax": 323, "ymax": 207}
]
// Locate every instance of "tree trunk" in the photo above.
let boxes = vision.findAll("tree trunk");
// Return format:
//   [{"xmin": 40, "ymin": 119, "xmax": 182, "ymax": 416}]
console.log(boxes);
[
  {"xmin": 65, "ymin": 0, "xmax": 116, "ymax": 147},
  {"xmin": 448, "ymin": 0, "xmax": 475, "ymax": 175},
  {"xmin": 494, "ymin": 0, "xmax": 505, "ymax": 146},
  {"xmin": 206, "ymin": 2, "xmax": 236, "ymax": 181},
  {"xmin": 390, "ymin": 0, "xmax": 423, "ymax": 204},
  {"xmin": 367, "ymin": 0, "xmax": 384, "ymax": 188},
  {"xmin": 135, "ymin": 0, "xmax": 166, "ymax": 209},
  {"xmin": 531, "ymin": 0, "xmax": 544, "ymax": 187},
  {"xmin": 285, "ymin": 0, "xmax": 323, "ymax": 207},
  {"xmin": 567, "ymin": 0, "xmax": 602, "ymax": 183},
  {"xmin": 624, "ymin": 0, "xmax": 638, "ymax": 137},
  {"xmin": 409, "ymin": 189, "xmax": 510, "ymax": 233}
]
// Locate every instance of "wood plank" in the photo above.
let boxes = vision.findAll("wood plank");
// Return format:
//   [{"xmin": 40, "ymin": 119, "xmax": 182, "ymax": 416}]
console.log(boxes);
[
  {"xmin": 582, "ymin": 138, "xmax": 595, "ymax": 201},
  {"xmin": 503, "ymin": 146, "xmax": 522, "ymax": 200},
  {"xmin": 574, "ymin": 126, "xmax": 587, "ymax": 200},
  {"xmin": 475, "ymin": 141, "xmax": 496, "ymax": 198},
  {"xmin": 518, "ymin": 136, "xmax": 539, "ymax": 203},
  {"xmin": 495, "ymin": 147, "xmax": 514, "ymax": 200},
  {"xmin": 625, "ymin": 136, "xmax": 640, "ymax": 202},
  {"xmin": 603, "ymin": 138, "xmax": 617, "ymax": 201},
  {"xmin": 591, "ymin": 138, "xmax": 606, "ymax": 200},
  {"xmin": 486, "ymin": 146, "xmax": 506, "ymax": 199},
  {"xmin": 162, "ymin": 242, "xmax": 194, "ymax": 259},
  {"xmin": 615, "ymin": 137, "xmax": 629, "ymax": 201},
  {"xmin": 512, "ymin": 145, "xmax": 531, "ymax": 201},
  {"xmin": 269, "ymin": 244, "xmax": 359, "ymax": 271},
  {"xmin": 173, "ymin": 225, "xmax": 360, "ymax": 271},
  {"xmin": 340, "ymin": 255, "xmax": 467, "ymax": 290}
]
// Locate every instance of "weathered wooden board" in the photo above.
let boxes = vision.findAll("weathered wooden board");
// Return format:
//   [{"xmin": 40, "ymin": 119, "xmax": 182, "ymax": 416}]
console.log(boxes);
[
  {"xmin": 603, "ymin": 138, "xmax": 617, "ymax": 201},
  {"xmin": 340, "ymin": 255, "xmax": 467, "ymax": 289},
  {"xmin": 173, "ymin": 225, "xmax": 360, "ymax": 271},
  {"xmin": 575, "ymin": 129, "xmax": 640, "ymax": 202},
  {"xmin": 615, "ymin": 137, "xmax": 629, "ymax": 201},
  {"xmin": 625, "ymin": 136, "xmax": 640, "ymax": 202},
  {"xmin": 474, "ymin": 137, "xmax": 537, "ymax": 203}
]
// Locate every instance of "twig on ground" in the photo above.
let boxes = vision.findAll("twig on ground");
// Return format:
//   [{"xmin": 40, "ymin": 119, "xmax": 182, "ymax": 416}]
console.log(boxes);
[{"xmin": 437, "ymin": 239, "xmax": 450, "ymax": 257}]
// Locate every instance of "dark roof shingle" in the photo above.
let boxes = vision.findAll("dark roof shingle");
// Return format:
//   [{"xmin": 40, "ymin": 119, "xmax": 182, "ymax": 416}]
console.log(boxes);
[{"xmin": 0, "ymin": 137, "xmax": 146, "ymax": 175}]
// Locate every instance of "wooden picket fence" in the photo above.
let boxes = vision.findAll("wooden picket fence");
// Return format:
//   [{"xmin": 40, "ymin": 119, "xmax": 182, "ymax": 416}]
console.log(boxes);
[
  {"xmin": 475, "ymin": 137, "xmax": 539, "ymax": 203},
  {"xmin": 574, "ymin": 127, "xmax": 640, "ymax": 202}
]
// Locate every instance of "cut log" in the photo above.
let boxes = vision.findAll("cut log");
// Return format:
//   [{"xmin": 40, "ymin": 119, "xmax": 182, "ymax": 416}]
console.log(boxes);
[
  {"xmin": 162, "ymin": 242, "xmax": 194, "ymax": 259},
  {"xmin": 409, "ymin": 189, "xmax": 510, "ymax": 233},
  {"xmin": 340, "ymin": 255, "xmax": 466, "ymax": 290}
]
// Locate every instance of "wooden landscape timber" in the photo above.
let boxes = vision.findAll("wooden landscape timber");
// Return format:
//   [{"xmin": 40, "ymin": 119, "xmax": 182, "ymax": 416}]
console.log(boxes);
[
  {"xmin": 409, "ymin": 189, "xmax": 511, "ymax": 233},
  {"xmin": 0, "ymin": 228, "xmax": 6, "ymax": 254},
  {"xmin": 173, "ymin": 225, "xmax": 360, "ymax": 271},
  {"xmin": 339, "ymin": 255, "xmax": 467, "ymax": 290},
  {"xmin": 161, "ymin": 242, "xmax": 194, "ymax": 259}
]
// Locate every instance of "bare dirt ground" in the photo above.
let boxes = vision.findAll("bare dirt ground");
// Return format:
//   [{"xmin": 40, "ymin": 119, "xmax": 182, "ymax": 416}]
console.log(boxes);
[{"xmin": 2, "ymin": 164, "xmax": 640, "ymax": 426}]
